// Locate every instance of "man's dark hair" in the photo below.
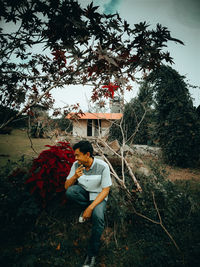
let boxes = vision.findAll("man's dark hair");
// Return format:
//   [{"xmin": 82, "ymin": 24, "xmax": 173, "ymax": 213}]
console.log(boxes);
[{"xmin": 73, "ymin": 140, "xmax": 93, "ymax": 157}]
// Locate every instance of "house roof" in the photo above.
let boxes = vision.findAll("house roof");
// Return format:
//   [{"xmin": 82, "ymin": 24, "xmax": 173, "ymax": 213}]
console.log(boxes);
[{"xmin": 66, "ymin": 112, "xmax": 123, "ymax": 120}]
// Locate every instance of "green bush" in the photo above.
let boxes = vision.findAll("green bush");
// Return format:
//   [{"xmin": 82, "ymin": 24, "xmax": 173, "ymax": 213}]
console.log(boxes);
[
  {"xmin": 109, "ymin": 81, "xmax": 156, "ymax": 146},
  {"xmin": 0, "ymin": 105, "xmax": 27, "ymax": 129},
  {"xmin": 109, "ymin": 98, "xmax": 154, "ymax": 145},
  {"xmin": 107, "ymin": 161, "xmax": 200, "ymax": 266},
  {"xmin": 52, "ymin": 116, "xmax": 73, "ymax": 132},
  {"xmin": 148, "ymin": 65, "xmax": 200, "ymax": 167},
  {"xmin": 1, "ymin": 157, "xmax": 199, "ymax": 266},
  {"xmin": 0, "ymin": 159, "xmax": 40, "ymax": 245}
]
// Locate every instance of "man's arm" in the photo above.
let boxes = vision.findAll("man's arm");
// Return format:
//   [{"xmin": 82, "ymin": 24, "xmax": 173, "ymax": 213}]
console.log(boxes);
[
  {"xmin": 65, "ymin": 164, "xmax": 85, "ymax": 190},
  {"xmin": 82, "ymin": 186, "xmax": 110, "ymax": 220}
]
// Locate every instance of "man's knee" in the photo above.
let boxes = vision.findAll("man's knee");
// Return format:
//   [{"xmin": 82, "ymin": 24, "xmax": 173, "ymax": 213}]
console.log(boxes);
[
  {"xmin": 65, "ymin": 185, "xmax": 78, "ymax": 200},
  {"xmin": 66, "ymin": 185, "xmax": 89, "ymax": 205}
]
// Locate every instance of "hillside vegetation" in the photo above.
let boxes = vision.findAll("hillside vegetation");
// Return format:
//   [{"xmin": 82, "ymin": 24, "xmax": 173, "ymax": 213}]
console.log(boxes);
[{"xmin": 0, "ymin": 129, "xmax": 200, "ymax": 266}]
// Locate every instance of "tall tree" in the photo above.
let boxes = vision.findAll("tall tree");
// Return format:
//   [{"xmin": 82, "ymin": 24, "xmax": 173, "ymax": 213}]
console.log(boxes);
[
  {"xmin": 147, "ymin": 65, "xmax": 200, "ymax": 167},
  {"xmin": 109, "ymin": 80, "xmax": 155, "ymax": 145},
  {"xmin": 0, "ymin": 0, "xmax": 183, "ymax": 128}
]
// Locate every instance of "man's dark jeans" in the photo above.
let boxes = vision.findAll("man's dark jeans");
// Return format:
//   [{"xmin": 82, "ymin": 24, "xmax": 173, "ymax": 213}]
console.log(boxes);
[{"xmin": 66, "ymin": 185, "xmax": 106, "ymax": 256}]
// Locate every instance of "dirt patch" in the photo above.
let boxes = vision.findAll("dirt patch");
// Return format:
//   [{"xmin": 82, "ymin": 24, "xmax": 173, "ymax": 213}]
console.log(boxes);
[
  {"xmin": 165, "ymin": 166, "xmax": 200, "ymax": 181},
  {"xmin": 139, "ymin": 154, "xmax": 200, "ymax": 182}
]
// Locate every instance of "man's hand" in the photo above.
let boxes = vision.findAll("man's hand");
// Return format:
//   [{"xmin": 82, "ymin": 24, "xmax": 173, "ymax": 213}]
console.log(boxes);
[
  {"xmin": 65, "ymin": 165, "xmax": 85, "ymax": 190},
  {"xmin": 75, "ymin": 164, "xmax": 85, "ymax": 178},
  {"xmin": 83, "ymin": 206, "xmax": 93, "ymax": 220}
]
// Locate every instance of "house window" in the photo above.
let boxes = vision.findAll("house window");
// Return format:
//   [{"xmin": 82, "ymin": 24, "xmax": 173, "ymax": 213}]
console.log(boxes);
[{"xmin": 87, "ymin": 119, "xmax": 92, "ymax": 136}]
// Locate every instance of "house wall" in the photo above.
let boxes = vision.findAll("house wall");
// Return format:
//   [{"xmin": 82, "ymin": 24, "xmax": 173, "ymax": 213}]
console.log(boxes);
[
  {"xmin": 72, "ymin": 120, "xmax": 87, "ymax": 136},
  {"xmin": 72, "ymin": 119, "xmax": 114, "ymax": 137},
  {"xmin": 101, "ymin": 120, "xmax": 112, "ymax": 136}
]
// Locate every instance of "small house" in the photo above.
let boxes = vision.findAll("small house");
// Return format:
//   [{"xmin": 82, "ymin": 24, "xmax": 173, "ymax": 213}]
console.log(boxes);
[{"xmin": 66, "ymin": 113, "xmax": 123, "ymax": 137}]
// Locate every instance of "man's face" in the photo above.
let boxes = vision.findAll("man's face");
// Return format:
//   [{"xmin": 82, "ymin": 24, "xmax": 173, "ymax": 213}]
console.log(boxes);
[{"xmin": 74, "ymin": 148, "xmax": 90, "ymax": 166}]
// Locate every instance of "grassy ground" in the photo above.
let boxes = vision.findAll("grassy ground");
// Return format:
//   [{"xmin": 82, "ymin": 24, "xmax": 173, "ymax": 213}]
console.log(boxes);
[
  {"xmin": 1, "ymin": 129, "xmax": 200, "ymax": 180},
  {"xmin": 0, "ymin": 129, "xmax": 57, "ymax": 167}
]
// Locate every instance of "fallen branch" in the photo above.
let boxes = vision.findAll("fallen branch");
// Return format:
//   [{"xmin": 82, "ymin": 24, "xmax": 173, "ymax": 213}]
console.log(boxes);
[
  {"xmin": 98, "ymin": 138, "xmax": 142, "ymax": 191},
  {"xmin": 152, "ymin": 192, "xmax": 181, "ymax": 253},
  {"xmin": 94, "ymin": 143, "xmax": 126, "ymax": 188},
  {"xmin": 130, "ymin": 191, "xmax": 181, "ymax": 253},
  {"xmin": 27, "ymin": 116, "xmax": 38, "ymax": 155}
]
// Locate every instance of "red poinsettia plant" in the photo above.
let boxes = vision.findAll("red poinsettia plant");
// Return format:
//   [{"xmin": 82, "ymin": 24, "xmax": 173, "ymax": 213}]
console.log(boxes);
[{"xmin": 25, "ymin": 142, "xmax": 75, "ymax": 207}]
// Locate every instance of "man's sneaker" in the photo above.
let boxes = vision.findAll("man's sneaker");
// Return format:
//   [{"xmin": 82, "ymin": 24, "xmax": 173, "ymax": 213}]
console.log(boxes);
[
  {"xmin": 82, "ymin": 255, "xmax": 96, "ymax": 267},
  {"xmin": 78, "ymin": 211, "xmax": 85, "ymax": 223}
]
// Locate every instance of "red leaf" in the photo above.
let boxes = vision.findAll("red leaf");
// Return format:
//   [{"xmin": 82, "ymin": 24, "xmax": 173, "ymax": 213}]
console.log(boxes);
[{"xmin": 102, "ymin": 83, "xmax": 119, "ymax": 98}]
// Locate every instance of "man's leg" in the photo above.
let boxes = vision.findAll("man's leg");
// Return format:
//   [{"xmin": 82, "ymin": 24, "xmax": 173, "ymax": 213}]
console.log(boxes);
[
  {"xmin": 87, "ymin": 200, "xmax": 107, "ymax": 257},
  {"xmin": 66, "ymin": 185, "xmax": 89, "ymax": 207}
]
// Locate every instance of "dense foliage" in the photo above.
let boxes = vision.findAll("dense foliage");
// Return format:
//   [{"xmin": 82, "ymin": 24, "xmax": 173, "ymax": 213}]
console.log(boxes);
[
  {"xmin": 147, "ymin": 65, "xmax": 200, "ymax": 167},
  {"xmin": 52, "ymin": 116, "xmax": 73, "ymax": 132},
  {"xmin": 0, "ymin": 0, "xmax": 183, "ymax": 128},
  {"xmin": 1, "ymin": 157, "xmax": 200, "ymax": 266},
  {"xmin": 25, "ymin": 142, "xmax": 75, "ymax": 206},
  {"xmin": 109, "ymin": 81, "xmax": 155, "ymax": 145},
  {"xmin": 108, "ymin": 162, "xmax": 200, "ymax": 266},
  {"xmin": 110, "ymin": 65, "xmax": 200, "ymax": 168},
  {"xmin": 0, "ymin": 105, "xmax": 27, "ymax": 132},
  {"xmin": 0, "ymin": 159, "xmax": 40, "ymax": 247}
]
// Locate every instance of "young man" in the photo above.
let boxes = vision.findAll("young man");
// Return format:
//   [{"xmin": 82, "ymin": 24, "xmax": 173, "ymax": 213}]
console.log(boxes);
[{"xmin": 65, "ymin": 140, "xmax": 112, "ymax": 267}]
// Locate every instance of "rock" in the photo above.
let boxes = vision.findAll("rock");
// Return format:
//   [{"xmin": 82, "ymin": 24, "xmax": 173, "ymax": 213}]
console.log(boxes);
[
  {"xmin": 107, "ymin": 155, "xmax": 121, "ymax": 166},
  {"xmin": 125, "ymin": 154, "xmax": 153, "ymax": 177},
  {"xmin": 137, "ymin": 166, "xmax": 151, "ymax": 176},
  {"xmin": 123, "ymin": 144, "xmax": 134, "ymax": 155},
  {"xmin": 132, "ymin": 145, "xmax": 161, "ymax": 157},
  {"xmin": 102, "ymin": 147, "xmax": 115, "ymax": 156},
  {"xmin": 108, "ymin": 139, "xmax": 120, "ymax": 152}
]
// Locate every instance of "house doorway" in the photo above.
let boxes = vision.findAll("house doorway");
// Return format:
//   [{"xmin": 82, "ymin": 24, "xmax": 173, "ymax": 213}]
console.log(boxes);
[{"xmin": 87, "ymin": 119, "xmax": 92, "ymax": 136}]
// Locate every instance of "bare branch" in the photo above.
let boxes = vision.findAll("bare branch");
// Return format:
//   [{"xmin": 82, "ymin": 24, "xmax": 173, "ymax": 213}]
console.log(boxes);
[
  {"xmin": 98, "ymin": 138, "xmax": 142, "ymax": 191},
  {"xmin": 0, "ymin": 60, "xmax": 86, "ymax": 129},
  {"xmin": 152, "ymin": 192, "xmax": 181, "ymax": 252},
  {"xmin": 126, "ymin": 103, "xmax": 147, "ymax": 145},
  {"xmin": 27, "ymin": 115, "xmax": 38, "ymax": 155},
  {"xmin": 95, "ymin": 142, "xmax": 125, "ymax": 187}
]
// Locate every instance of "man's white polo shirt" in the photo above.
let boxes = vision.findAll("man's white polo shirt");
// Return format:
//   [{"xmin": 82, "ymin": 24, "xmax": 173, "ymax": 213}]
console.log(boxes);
[{"xmin": 66, "ymin": 157, "xmax": 112, "ymax": 201}]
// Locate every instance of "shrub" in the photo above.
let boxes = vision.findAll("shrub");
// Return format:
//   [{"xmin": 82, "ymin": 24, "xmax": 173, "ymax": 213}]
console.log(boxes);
[
  {"xmin": 1, "ymin": 154, "xmax": 200, "ymax": 266},
  {"xmin": 0, "ymin": 105, "xmax": 27, "ymax": 129},
  {"xmin": 30, "ymin": 122, "xmax": 47, "ymax": 138},
  {"xmin": 53, "ymin": 116, "xmax": 73, "ymax": 132},
  {"xmin": 0, "ymin": 158, "xmax": 40, "ymax": 245},
  {"xmin": 0, "ymin": 126, "xmax": 12, "ymax": 134},
  {"xmin": 109, "ymin": 81, "xmax": 156, "ymax": 145},
  {"xmin": 25, "ymin": 142, "xmax": 75, "ymax": 207},
  {"xmin": 107, "ymin": 161, "xmax": 200, "ymax": 266},
  {"xmin": 148, "ymin": 65, "xmax": 200, "ymax": 167}
]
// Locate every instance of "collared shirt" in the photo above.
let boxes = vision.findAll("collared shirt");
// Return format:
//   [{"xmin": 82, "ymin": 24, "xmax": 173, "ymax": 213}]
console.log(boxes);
[{"xmin": 66, "ymin": 157, "xmax": 112, "ymax": 201}]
